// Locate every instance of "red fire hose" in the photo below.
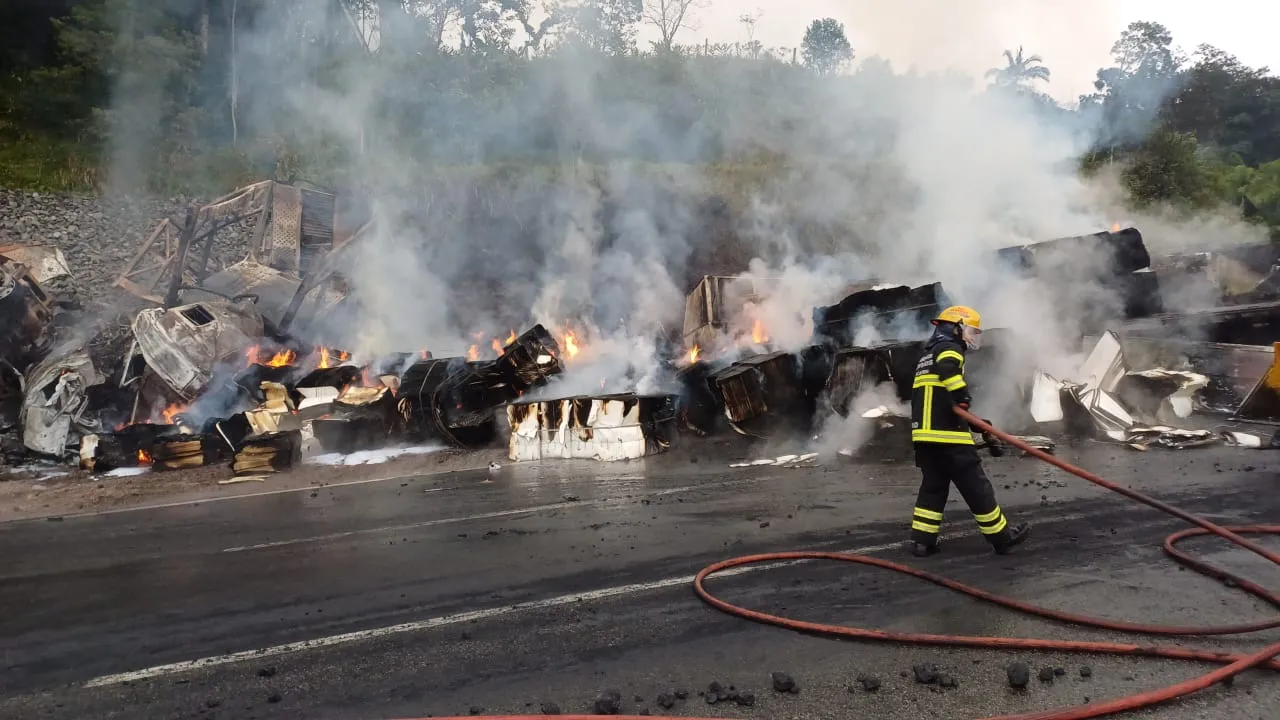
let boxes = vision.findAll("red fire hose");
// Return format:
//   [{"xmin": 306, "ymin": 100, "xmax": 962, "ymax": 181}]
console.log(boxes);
[{"xmin": 401, "ymin": 409, "xmax": 1279, "ymax": 720}]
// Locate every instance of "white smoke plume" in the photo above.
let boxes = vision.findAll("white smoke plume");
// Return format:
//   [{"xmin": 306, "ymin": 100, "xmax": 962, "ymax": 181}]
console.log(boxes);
[{"xmin": 95, "ymin": 1, "xmax": 1265, "ymax": 412}]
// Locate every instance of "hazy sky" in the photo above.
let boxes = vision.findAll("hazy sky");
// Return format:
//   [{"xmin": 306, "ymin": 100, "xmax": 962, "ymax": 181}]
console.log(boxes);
[{"xmin": 644, "ymin": 1, "xmax": 1277, "ymax": 101}]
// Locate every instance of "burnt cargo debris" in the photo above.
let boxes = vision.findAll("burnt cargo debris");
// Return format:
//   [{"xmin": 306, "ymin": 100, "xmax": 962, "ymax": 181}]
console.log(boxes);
[
  {"xmin": 1094, "ymin": 334, "xmax": 1274, "ymax": 415},
  {"xmin": 821, "ymin": 343, "xmax": 916, "ymax": 415},
  {"xmin": 812, "ymin": 283, "xmax": 948, "ymax": 348},
  {"xmin": 996, "ymin": 227, "xmax": 1162, "ymax": 323},
  {"xmin": 709, "ymin": 348, "xmax": 832, "ymax": 438},
  {"xmin": 398, "ymin": 324, "xmax": 563, "ymax": 448},
  {"xmin": 507, "ymin": 393, "xmax": 678, "ymax": 462},
  {"xmin": 674, "ymin": 360, "xmax": 720, "ymax": 436},
  {"xmin": 1154, "ymin": 243, "xmax": 1280, "ymax": 308},
  {"xmin": 131, "ymin": 301, "xmax": 265, "ymax": 401},
  {"xmin": 233, "ymin": 430, "xmax": 303, "ymax": 475},
  {"xmin": 0, "ymin": 253, "xmax": 56, "ymax": 369},
  {"xmin": 683, "ymin": 274, "xmax": 781, "ymax": 351},
  {"xmin": 1116, "ymin": 300, "xmax": 1280, "ymax": 348},
  {"xmin": 114, "ymin": 180, "xmax": 371, "ymax": 305}
]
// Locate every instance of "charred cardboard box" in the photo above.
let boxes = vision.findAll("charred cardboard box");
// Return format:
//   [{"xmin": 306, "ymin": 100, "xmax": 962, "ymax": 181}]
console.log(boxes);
[
  {"xmin": 311, "ymin": 383, "xmax": 400, "ymax": 454},
  {"xmin": 506, "ymin": 393, "xmax": 678, "ymax": 462},
  {"xmin": 707, "ymin": 347, "xmax": 832, "ymax": 439},
  {"xmin": 233, "ymin": 430, "xmax": 303, "ymax": 476}
]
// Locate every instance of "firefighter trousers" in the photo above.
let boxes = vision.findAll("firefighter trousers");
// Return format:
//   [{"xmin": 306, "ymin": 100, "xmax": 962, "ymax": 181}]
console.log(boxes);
[{"xmin": 910, "ymin": 443, "xmax": 1012, "ymax": 548}]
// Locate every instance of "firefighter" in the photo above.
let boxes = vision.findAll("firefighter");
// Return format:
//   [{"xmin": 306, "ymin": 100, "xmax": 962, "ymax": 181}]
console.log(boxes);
[{"xmin": 908, "ymin": 305, "xmax": 1030, "ymax": 557}]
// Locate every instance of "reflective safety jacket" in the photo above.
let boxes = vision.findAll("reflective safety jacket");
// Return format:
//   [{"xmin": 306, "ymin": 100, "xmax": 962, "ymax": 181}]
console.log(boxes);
[{"xmin": 910, "ymin": 333, "xmax": 975, "ymax": 445}]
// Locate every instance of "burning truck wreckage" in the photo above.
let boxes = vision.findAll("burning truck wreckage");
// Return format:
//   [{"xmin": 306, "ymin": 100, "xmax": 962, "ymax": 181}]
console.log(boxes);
[{"xmin": 3, "ymin": 182, "xmax": 1280, "ymax": 484}]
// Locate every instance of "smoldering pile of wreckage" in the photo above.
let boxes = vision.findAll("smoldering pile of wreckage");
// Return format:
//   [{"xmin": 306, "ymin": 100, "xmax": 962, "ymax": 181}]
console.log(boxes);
[{"xmin": 2, "ymin": 181, "xmax": 1280, "ymax": 483}]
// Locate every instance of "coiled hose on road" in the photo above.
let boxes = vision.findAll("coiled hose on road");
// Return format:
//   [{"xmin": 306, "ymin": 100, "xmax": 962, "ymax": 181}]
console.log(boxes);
[{"xmin": 407, "ymin": 409, "xmax": 1279, "ymax": 720}]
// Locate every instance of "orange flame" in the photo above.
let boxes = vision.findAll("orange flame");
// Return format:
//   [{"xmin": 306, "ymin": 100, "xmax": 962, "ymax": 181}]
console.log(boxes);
[
  {"xmin": 485, "ymin": 329, "xmax": 520, "ymax": 357},
  {"xmin": 468, "ymin": 345, "xmax": 480, "ymax": 361},
  {"xmin": 688, "ymin": 345, "xmax": 700, "ymax": 363},
  {"xmin": 1110, "ymin": 223, "xmax": 1120, "ymax": 232},
  {"xmin": 137, "ymin": 449, "xmax": 152, "ymax": 464},
  {"xmin": 161, "ymin": 402, "xmax": 187, "ymax": 425},
  {"xmin": 751, "ymin": 319, "xmax": 767, "ymax": 344},
  {"xmin": 318, "ymin": 347, "xmax": 332, "ymax": 369},
  {"xmin": 563, "ymin": 332, "xmax": 580, "ymax": 359},
  {"xmin": 265, "ymin": 349, "xmax": 296, "ymax": 367}
]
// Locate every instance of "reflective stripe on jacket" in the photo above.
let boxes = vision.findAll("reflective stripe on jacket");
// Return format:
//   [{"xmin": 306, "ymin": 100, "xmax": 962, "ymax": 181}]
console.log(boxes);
[{"xmin": 910, "ymin": 335, "xmax": 974, "ymax": 445}]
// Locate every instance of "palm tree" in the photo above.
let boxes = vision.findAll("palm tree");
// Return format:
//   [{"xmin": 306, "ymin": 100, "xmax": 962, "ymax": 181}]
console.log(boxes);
[{"xmin": 985, "ymin": 46, "xmax": 1051, "ymax": 88}]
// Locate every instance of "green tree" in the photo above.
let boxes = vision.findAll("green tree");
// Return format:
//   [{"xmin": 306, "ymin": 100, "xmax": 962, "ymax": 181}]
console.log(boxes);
[
  {"xmin": 457, "ymin": 0, "xmax": 527, "ymax": 55},
  {"xmin": 566, "ymin": 0, "xmax": 643, "ymax": 55},
  {"xmin": 1081, "ymin": 21, "xmax": 1183, "ymax": 146},
  {"xmin": 1243, "ymin": 160, "xmax": 1280, "ymax": 228},
  {"xmin": 984, "ymin": 46, "xmax": 1049, "ymax": 88},
  {"xmin": 1121, "ymin": 128, "xmax": 1216, "ymax": 208},
  {"xmin": 1163, "ymin": 45, "xmax": 1280, "ymax": 165},
  {"xmin": 800, "ymin": 18, "xmax": 852, "ymax": 77}
]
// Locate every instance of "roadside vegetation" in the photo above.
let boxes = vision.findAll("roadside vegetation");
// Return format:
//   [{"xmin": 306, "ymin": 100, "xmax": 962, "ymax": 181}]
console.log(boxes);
[{"xmin": 1, "ymin": 2, "xmax": 1279, "ymax": 238}]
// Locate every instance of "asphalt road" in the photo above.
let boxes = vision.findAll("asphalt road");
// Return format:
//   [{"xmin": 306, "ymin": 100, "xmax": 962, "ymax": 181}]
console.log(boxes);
[{"xmin": 1, "ymin": 441, "xmax": 1277, "ymax": 720}]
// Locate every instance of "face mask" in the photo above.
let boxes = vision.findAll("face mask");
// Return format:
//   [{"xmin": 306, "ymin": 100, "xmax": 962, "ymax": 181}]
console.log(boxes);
[{"xmin": 962, "ymin": 326, "xmax": 982, "ymax": 350}]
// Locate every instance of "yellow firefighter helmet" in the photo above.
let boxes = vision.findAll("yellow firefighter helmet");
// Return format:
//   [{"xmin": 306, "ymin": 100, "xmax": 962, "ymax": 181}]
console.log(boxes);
[{"xmin": 934, "ymin": 305, "xmax": 982, "ymax": 330}]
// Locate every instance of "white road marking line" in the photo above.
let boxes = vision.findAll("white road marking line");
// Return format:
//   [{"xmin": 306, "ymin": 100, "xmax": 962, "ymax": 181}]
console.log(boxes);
[
  {"xmin": 83, "ymin": 538, "xmax": 906, "ymax": 688},
  {"xmin": 81, "ymin": 509, "xmax": 1092, "ymax": 687},
  {"xmin": 13, "ymin": 471, "xmax": 455, "ymax": 522},
  {"xmin": 219, "ymin": 479, "xmax": 753, "ymax": 553}
]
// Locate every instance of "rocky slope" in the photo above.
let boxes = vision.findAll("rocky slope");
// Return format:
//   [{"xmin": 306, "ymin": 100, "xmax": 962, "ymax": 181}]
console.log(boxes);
[{"xmin": 0, "ymin": 188, "xmax": 261, "ymax": 370}]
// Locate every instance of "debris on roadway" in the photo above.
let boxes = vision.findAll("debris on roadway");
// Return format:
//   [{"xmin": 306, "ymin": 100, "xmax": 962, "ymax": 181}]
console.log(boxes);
[{"xmin": 2, "ymin": 206, "xmax": 1279, "ymax": 487}]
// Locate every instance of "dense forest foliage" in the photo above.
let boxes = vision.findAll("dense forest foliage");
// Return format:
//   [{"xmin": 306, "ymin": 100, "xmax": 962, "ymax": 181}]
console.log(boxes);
[{"xmin": 1, "ymin": 1, "xmax": 1279, "ymax": 238}]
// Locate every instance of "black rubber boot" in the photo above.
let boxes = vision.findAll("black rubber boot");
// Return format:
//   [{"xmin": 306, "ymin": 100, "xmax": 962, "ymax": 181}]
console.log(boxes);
[
  {"xmin": 911, "ymin": 541, "xmax": 941, "ymax": 558},
  {"xmin": 992, "ymin": 522, "xmax": 1031, "ymax": 555}
]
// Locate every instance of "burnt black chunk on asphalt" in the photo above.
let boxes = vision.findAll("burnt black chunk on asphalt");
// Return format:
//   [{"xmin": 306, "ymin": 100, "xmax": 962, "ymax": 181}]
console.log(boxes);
[
  {"xmin": 857, "ymin": 674, "xmax": 881, "ymax": 692},
  {"xmin": 1054, "ymin": 666, "xmax": 1066, "ymax": 677},
  {"xmin": 1007, "ymin": 662, "xmax": 1031, "ymax": 689},
  {"xmin": 468, "ymin": 706, "xmax": 483, "ymax": 715},
  {"xmin": 257, "ymin": 666, "xmax": 277, "ymax": 678},
  {"xmin": 939, "ymin": 674, "xmax": 958, "ymax": 689},
  {"xmin": 1039, "ymin": 666, "xmax": 1056, "ymax": 682},
  {"xmin": 655, "ymin": 693, "xmax": 676, "ymax": 710},
  {"xmin": 1080, "ymin": 666, "xmax": 1093, "ymax": 678},
  {"xmin": 736, "ymin": 691, "xmax": 756, "ymax": 707},
  {"xmin": 593, "ymin": 689, "xmax": 622, "ymax": 715},
  {"xmin": 540, "ymin": 702, "xmax": 561, "ymax": 714},
  {"xmin": 267, "ymin": 693, "xmax": 281, "ymax": 704},
  {"xmin": 771, "ymin": 672, "xmax": 798, "ymax": 693},
  {"xmin": 913, "ymin": 663, "xmax": 940, "ymax": 684}
]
